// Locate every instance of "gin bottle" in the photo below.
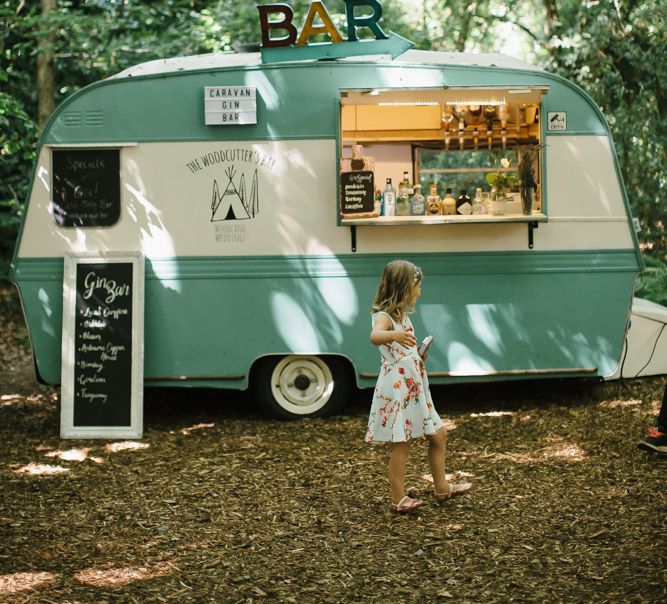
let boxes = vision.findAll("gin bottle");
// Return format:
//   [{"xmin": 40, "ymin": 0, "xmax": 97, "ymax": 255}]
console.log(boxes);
[
  {"xmin": 457, "ymin": 190, "xmax": 472, "ymax": 215},
  {"xmin": 426, "ymin": 183, "xmax": 442, "ymax": 215},
  {"xmin": 442, "ymin": 187, "xmax": 457, "ymax": 215},
  {"xmin": 396, "ymin": 171, "xmax": 413, "ymax": 216},
  {"xmin": 410, "ymin": 184, "xmax": 426, "ymax": 216},
  {"xmin": 472, "ymin": 187, "xmax": 486, "ymax": 214},
  {"xmin": 382, "ymin": 178, "xmax": 396, "ymax": 217}
]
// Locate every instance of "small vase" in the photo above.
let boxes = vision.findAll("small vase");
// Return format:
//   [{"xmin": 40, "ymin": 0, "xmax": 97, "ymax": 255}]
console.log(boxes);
[{"xmin": 520, "ymin": 188, "xmax": 533, "ymax": 215}]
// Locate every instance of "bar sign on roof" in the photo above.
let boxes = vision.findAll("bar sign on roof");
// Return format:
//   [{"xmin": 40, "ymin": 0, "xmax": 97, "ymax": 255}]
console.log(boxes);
[{"xmin": 204, "ymin": 86, "xmax": 257, "ymax": 125}]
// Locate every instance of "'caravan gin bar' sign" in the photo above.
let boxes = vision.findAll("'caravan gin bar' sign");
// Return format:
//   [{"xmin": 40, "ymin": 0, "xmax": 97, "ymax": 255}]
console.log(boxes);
[{"xmin": 204, "ymin": 86, "xmax": 257, "ymax": 125}]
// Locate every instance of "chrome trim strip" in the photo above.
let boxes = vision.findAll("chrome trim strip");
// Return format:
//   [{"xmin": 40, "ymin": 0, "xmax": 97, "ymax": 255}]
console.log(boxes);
[{"xmin": 359, "ymin": 367, "xmax": 597, "ymax": 379}]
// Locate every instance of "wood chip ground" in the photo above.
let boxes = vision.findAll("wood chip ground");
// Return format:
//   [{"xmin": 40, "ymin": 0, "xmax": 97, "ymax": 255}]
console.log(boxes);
[{"xmin": 1, "ymin": 284, "xmax": 665, "ymax": 603}]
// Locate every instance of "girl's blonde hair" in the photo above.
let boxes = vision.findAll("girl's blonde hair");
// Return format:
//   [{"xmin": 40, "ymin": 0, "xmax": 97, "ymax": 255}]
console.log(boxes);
[{"xmin": 371, "ymin": 260, "xmax": 423, "ymax": 321}]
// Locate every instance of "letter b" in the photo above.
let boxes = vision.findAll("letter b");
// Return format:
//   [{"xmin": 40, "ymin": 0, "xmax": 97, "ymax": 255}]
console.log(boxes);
[{"xmin": 258, "ymin": 4, "xmax": 298, "ymax": 48}]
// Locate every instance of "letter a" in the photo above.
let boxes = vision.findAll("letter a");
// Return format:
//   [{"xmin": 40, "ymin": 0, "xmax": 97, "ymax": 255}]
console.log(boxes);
[
  {"xmin": 258, "ymin": 4, "xmax": 298, "ymax": 48},
  {"xmin": 296, "ymin": 1, "xmax": 343, "ymax": 46},
  {"xmin": 344, "ymin": 0, "xmax": 388, "ymax": 42}
]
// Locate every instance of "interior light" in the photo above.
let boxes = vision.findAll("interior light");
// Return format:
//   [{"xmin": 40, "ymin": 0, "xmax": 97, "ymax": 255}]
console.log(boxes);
[
  {"xmin": 447, "ymin": 100, "xmax": 505, "ymax": 106},
  {"xmin": 378, "ymin": 101, "xmax": 439, "ymax": 107}
]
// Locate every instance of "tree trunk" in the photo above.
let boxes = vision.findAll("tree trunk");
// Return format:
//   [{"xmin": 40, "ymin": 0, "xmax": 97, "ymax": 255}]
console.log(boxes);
[{"xmin": 37, "ymin": 0, "xmax": 57, "ymax": 129}]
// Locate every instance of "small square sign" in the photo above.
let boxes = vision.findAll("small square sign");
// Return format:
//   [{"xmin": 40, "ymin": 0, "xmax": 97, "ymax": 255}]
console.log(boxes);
[{"xmin": 547, "ymin": 112, "xmax": 567, "ymax": 131}]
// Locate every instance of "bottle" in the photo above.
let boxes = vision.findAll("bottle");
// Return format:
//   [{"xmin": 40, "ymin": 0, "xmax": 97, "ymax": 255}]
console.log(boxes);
[
  {"xmin": 375, "ymin": 188, "xmax": 382, "ymax": 216},
  {"xmin": 410, "ymin": 184, "xmax": 426, "ymax": 216},
  {"xmin": 341, "ymin": 144, "xmax": 375, "ymax": 172},
  {"xmin": 457, "ymin": 190, "xmax": 472, "ymax": 215},
  {"xmin": 351, "ymin": 145, "xmax": 364, "ymax": 170},
  {"xmin": 442, "ymin": 188, "xmax": 457, "ymax": 215},
  {"xmin": 382, "ymin": 178, "xmax": 396, "ymax": 217},
  {"xmin": 426, "ymin": 183, "xmax": 442, "ymax": 215},
  {"xmin": 396, "ymin": 170, "xmax": 413, "ymax": 216},
  {"xmin": 472, "ymin": 187, "xmax": 485, "ymax": 215}
]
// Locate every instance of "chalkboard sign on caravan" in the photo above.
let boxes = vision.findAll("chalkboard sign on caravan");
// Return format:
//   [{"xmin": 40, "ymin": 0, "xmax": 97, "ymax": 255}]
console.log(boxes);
[
  {"xmin": 340, "ymin": 170, "xmax": 375, "ymax": 215},
  {"xmin": 52, "ymin": 148, "xmax": 121, "ymax": 227},
  {"xmin": 60, "ymin": 253, "xmax": 144, "ymax": 439}
]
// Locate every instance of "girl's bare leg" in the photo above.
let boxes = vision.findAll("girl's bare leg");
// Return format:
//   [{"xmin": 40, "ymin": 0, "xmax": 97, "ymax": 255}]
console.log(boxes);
[
  {"xmin": 427, "ymin": 428, "xmax": 448, "ymax": 494},
  {"xmin": 388, "ymin": 441, "xmax": 410, "ymax": 504}
]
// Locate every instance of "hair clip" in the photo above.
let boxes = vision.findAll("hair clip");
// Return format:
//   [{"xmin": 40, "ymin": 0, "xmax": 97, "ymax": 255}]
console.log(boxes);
[{"xmin": 413, "ymin": 266, "xmax": 423, "ymax": 284}]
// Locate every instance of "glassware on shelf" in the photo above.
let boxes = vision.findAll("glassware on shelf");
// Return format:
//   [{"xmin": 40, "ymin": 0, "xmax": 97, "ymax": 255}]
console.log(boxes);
[
  {"xmin": 468, "ymin": 105, "xmax": 482, "ymax": 123},
  {"xmin": 442, "ymin": 188, "xmax": 457, "ymax": 215},
  {"xmin": 426, "ymin": 183, "xmax": 442, "ymax": 215},
  {"xmin": 410, "ymin": 184, "xmax": 426, "ymax": 216},
  {"xmin": 382, "ymin": 178, "xmax": 396, "ymax": 217}
]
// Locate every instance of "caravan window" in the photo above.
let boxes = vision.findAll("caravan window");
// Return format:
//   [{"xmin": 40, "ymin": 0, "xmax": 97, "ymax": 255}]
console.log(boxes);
[
  {"xmin": 51, "ymin": 148, "xmax": 121, "ymax": 227},
  {"xmin": 338, "ymin": 87, "xmax": 545, "ymax": 224}
]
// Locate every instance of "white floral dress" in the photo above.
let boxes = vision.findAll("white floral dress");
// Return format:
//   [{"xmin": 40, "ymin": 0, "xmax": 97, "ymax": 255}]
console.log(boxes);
[{"xmin": 365, "ymin": 311, "xmax": 444, "ymax": 443}]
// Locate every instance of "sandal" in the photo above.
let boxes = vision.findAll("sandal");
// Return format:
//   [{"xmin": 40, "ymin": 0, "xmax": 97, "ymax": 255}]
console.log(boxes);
[
  {"xmin": 391, "ymin": 495, "xmax": 424, "ymax": 514},
  {"xmin": 434, "ymin": 481, "xmax": 472, "ymax": 504}
]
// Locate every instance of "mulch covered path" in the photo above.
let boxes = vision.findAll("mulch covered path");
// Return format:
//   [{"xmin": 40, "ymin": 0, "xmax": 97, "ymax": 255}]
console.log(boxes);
[{"xmin": 1, "ymin": 283, "xmax": 666, "ymax": 603}]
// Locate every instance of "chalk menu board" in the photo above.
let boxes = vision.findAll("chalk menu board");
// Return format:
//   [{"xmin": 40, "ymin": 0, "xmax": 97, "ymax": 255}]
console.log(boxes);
[
  {"xmin": 52, "ymin": 149, "xmax": 121, "ymax": 227},
  {"xmin": 61, "ymin": 253, "xmax": 144, "ymax": 439},
  {"xmin": 340, "ymin": 171, "xmax": 375, "ymax": 215}
]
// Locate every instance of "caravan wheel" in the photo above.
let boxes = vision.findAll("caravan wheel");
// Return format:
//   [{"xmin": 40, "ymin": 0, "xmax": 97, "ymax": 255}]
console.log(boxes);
[{"xmin": 251, "ymin": 355, "xmax": 351, "ymax": 420}]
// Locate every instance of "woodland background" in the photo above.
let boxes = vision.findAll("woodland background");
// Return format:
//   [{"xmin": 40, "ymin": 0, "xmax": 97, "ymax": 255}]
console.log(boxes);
[{"xmin": 1, "ymin": 0, "xmax": 666, "ymax": 300}]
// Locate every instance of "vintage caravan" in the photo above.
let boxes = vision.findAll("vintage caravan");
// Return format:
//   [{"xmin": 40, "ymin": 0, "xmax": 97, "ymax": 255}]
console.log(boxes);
[{"xmin": 10, "ymin": 44, "xmax": 654, "ymax": 419}]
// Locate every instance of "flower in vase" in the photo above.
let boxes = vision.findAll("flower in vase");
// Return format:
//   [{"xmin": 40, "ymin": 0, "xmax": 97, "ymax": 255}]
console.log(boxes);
[{"xmin": 486, "ymin": 158, "xmax": 521, "ymax": 198}]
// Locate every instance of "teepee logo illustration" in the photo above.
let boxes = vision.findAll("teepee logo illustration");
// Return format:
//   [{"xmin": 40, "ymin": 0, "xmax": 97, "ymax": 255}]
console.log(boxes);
[{"xmin": 210, "ymin": 167, "xmax": 259, "ymax": 222}]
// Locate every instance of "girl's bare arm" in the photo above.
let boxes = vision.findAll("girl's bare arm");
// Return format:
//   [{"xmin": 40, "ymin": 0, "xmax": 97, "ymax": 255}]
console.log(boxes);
[{"xmin": 370, "ymin": 314, "xmax": 417, "ymax": 347}]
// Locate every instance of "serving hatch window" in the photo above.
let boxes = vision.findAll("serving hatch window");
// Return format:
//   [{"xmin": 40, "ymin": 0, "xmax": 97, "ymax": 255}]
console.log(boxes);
[{"xmin": 339, "ymin": 86, "xmax": 546, "ymax": 221}]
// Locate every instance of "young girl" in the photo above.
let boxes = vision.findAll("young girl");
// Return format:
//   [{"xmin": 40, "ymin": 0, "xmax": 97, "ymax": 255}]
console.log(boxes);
[{"xmin": 366, "ymin": 260, "xmax": 471, "ymax": 513}]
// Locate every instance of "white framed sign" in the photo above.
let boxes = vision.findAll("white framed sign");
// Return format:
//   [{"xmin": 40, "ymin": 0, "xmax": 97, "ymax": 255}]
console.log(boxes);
[
  {"xmin": 60, "ymin": 252, "xmax": 144, "ymax": 439},
  {"xmin": 204, "ymin": 86, "xmax": 257, "ymax": 125},
  {"xmin": 547, "ymin": 111, "xmax": 567, "ymax": 131}
]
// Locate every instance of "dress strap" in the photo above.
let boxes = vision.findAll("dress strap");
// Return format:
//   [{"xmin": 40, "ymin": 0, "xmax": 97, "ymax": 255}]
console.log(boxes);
[{"xmin": 371, "ymin": 310, "xmax": 398, "ymax": 328}]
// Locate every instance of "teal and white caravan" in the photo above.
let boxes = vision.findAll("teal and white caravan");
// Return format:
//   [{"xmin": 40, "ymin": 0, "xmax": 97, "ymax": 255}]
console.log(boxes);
[{"xmin": 10, "ymin": 47, "xmax": 662, "ymax": 419}]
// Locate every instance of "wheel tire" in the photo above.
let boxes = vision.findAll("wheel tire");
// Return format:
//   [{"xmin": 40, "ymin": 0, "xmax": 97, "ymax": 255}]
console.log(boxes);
[{"xmin": 251, "ymin": 355, "xmax": 351, "ymax": 420}]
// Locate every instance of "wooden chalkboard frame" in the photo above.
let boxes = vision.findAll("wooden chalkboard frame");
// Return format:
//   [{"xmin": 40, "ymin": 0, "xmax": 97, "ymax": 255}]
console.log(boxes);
[{"xmin": 60, "ymin": 252, "xmax": 144, "ymax": 439}]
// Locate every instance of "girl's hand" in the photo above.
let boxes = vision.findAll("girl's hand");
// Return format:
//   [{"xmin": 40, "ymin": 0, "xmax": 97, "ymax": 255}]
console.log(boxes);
[{"xmin": 393, "ymin": 329, "xmax": 416, "ymax": 348}]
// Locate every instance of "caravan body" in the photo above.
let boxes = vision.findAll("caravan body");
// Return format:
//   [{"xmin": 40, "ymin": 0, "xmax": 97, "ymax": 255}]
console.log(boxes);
[{"xmin": 10, "ymin": 50, "xmax": 645, "ymax": 417}]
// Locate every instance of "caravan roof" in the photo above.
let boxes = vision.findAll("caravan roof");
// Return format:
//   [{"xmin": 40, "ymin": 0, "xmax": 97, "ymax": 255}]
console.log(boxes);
[{"xmin": 110, "ymin": 49, "xmax": 544, "ymax": 80}]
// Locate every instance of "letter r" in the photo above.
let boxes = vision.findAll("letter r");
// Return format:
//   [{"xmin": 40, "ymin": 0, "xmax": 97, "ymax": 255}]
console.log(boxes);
[
  {"xmin": 344, "ymin": 0, "xmax": 388, "ymax": 42},
  {"xmin": 257, "ymin": 4, "xmax": 298, "ymax": 48}
]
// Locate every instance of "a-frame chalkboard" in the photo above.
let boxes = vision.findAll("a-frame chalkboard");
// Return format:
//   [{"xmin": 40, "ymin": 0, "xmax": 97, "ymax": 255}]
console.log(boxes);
[{"xmin": 60, "ymin": 253, "xmax": 144, "ymax": 439}]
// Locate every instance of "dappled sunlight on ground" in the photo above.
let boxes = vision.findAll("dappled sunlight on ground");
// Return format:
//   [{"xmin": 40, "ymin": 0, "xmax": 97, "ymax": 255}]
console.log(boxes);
[
  {"xmin": 0, "ymin": 394, "xmax": 22, "ymax": 407},
  {"xmin": 0, "ymin": 392, "xmax": 57, "ymax": 407},
  {"xmin": 104, "ymin": 441, "xmax": 150, "ymax": 453},
  {"xmin": 0, "ymin": 571, "xmax": 59, "ymax": 596},
  {"xmin": 599, "ymin": 398, "xmax": 642, "ymax": 409},
  {"xmin": 179, "ymin": 422, "xmax": 216, "ymax": 436},
  {"xmin": 14, "ymin": 463, "xmax": 70, "ymax": 476},
  {"xmin": 44, "ymin": 447, "xmax": 91, "ymax": 462},
  {"xmin": 469, "ymin": 410, "xmax": 516, "ymax": 418},
  {"xmin": 74, "ymin": 562, "xmax": 175, "ymax": 587},
  {"xmin": 479, "ymin": 435, "xmax": 588, "ymax": 464}
]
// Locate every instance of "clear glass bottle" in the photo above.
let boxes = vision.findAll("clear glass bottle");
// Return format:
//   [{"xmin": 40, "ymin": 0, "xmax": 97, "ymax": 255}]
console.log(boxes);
[
  {"xmin": 426, "ymin": 183, "xmax": 442, "ymax": 215},
  {"xmin": 382, "ymin": 178, "xmax": 396, "ymax": 217},
  {"xmin": 457, "ymin": 190, "xmax": 472, "ymax": 215},
  {"xmin": 410, "ymin": 184, "xmax": 426, "ymax": 216},
  {"xmin": 472, "ymin": 187, "xmax": 486, "ymax": 214},
  {"xmin": 442, "ymin": 187, "xmax": 457, "ymax": 215},
  {"xmin": 396, "ymin": 170, "xmax": 413, "ymax": 216}
]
